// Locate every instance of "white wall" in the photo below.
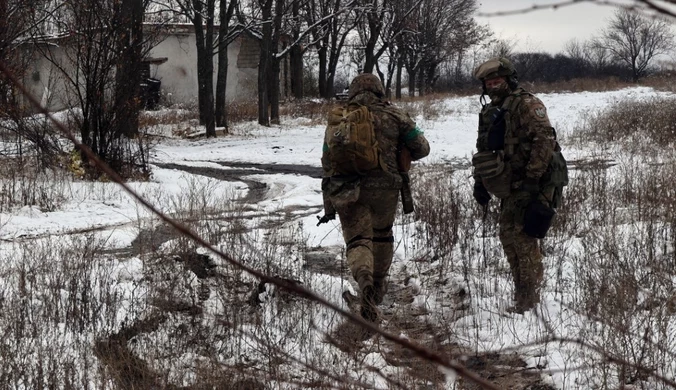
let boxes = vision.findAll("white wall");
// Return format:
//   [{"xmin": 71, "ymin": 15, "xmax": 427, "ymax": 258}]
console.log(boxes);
[
  {"xmin": 23, "ymin": 29, "xmax": 262, "ymax": 112},
  {"xmin": 148, "ymin": 32, "xmax": 258, "ymax": 106}
]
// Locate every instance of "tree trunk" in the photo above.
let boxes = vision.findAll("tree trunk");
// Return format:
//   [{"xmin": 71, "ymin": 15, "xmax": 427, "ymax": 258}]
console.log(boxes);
[
  {"xmin": 289, "ymin": 0, "xmax": 303, "ymax": 99},
  {"xmin": 268, "ymin": 0, "xmax": 283, "ymax": 124},
  {"xmin": 363, "ymin": 43, "xmax": 377, "ymax": 73},
  {"xmin": 216, "ymin": 0, "xmax": 236, "ymax": 131},
  {"xmin": 326, "ymin": 71, "xmax": 336, "ymax": 99},
  {"xmin": 258, "ymin": 0, "xmax": 273, "ymax": 126},
  {"xmin": 395, "ymin": 57, "xmax": 403, "ymax": 99},
  {"xmin": 407, "ymin": 67, "xmax": 416, "ymax": 97},
  {"xmin": 384, "ymin": 53, "xmax": 397, "ymax": 99},
  {"xmin": 113, "ymin": 0, "xmax": 143, "ymax": 138},
  {"xmin": 269, "ymin": 57, "xmax": 280, "ymax": 124},
  {"xmin": 317, "ymin": 45, "xmax": 328, "ymax": 98},
  {"xmin": 193, "ymin": 0, "xmax": 216, "ymax": 137},
  {"xmin": 215, "ymin": 42, "xmax": 228, "ymax": 130}
]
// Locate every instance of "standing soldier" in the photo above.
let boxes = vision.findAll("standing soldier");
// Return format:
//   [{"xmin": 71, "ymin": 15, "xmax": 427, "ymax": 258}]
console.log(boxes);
[
  {"xmin": 318, "ymin": 73, "xmax": 430, "ymax": 322},
  {"xmin": 471, "ymin": 58, "xmax": 567, "ymax": 314}
]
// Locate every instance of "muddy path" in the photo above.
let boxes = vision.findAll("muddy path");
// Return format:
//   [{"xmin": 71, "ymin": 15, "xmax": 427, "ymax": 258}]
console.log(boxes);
[
  {"xmin": 113, "ymin": 161, "xmax": 323, "ymax": 258},
  {"xmin": 98, "ymin": 160, "xmax": 555, "ymax": 389},
  {"xmin": 155, "ymin": 162, "xmax": 270, "ymax": 204}
]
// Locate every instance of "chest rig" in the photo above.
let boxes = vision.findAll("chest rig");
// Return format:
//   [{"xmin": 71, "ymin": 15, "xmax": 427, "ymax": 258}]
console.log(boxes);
[{"xmin": 472, "ymin": 92, "xmax": 528, "ymax": 198}]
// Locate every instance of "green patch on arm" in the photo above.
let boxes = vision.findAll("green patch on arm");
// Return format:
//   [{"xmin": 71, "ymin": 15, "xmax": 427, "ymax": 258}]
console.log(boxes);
[
  {"xmin": 404, "ymin": 126, "xmax": 423, "ymax": 141},
  {"xmin": 323, "ymin": 143, "xmax": 329, "ymax": 153}
]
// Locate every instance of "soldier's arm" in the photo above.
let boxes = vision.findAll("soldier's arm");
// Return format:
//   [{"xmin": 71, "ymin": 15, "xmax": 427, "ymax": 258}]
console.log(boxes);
[
  {"xmin": 396, "ymin": 111, "xmax": 430, "ymax": 161},
  {"xmin": 520, "ymin": 97, "xmax": 556, "ymax": 180}
]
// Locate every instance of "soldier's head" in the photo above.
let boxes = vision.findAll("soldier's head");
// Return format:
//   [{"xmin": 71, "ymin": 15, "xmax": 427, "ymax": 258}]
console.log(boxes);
[
  {"xmin": 473, "ymin": 57, "xmax": 519, "ymax": 100},
  {"xmin": 348, "ymin": 73, "xmax": 386, "ymax": 100}
]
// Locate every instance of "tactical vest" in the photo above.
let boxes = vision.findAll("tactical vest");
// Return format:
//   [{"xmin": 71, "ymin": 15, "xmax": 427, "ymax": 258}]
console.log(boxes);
[
  {"xmin": 472, "ymin": 93, "xmax": 521, "ymax": 198},
  {"xmin": 473, "ymin": 91, "xmax": 568, "ymax": 205}
]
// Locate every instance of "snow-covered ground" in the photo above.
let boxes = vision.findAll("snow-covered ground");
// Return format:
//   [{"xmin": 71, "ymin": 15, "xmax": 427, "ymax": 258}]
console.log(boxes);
[{"xmin": 1, "ymin": 86, "xmax": 675, "ymax": 389}]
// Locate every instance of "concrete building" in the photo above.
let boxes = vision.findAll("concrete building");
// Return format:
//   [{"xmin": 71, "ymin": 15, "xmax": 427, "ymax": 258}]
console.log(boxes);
[{"xmin": 22, "ymin": 23, "xmax": 279, "ymax": 112}]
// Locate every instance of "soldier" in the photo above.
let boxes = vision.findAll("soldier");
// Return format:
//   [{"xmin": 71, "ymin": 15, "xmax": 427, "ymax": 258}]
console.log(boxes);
[
  {"xmin": 319, "ymin": 73, "xmax": 430, "ymax": 322},
  {"xmin": 471, "ymin": 58, "xmax": 561, "ymax": 314}
]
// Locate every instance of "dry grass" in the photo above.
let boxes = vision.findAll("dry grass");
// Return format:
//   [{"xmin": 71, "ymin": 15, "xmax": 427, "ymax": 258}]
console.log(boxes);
[
  {"xmin": 4, "ymin": 85, "xmax": 676, "ymax": 388},
  {"xmin": 572, "ymin": 96, "xmax": 676, "ymax": 151},
  {"xmin": 138, "ymin": 109, "xmax": 198, "ymax": 128}
]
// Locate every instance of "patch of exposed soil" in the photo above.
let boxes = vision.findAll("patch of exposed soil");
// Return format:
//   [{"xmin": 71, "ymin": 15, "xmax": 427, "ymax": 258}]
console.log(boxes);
[
  {"xmin": 155, "ymin": 162, "xmax": 269, "ymax": 204},
  {"xmin": 215, "ymin": 161, "xmax": 323, "ymax": 178}
]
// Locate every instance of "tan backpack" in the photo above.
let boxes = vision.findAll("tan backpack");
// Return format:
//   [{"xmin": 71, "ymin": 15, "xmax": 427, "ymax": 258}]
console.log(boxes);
[{"xmin": 325, "ymin": 103, "xmax": 384, "ymax": 176}]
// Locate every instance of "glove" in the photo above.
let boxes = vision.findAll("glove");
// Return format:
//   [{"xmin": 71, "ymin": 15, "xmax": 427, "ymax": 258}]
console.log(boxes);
[
  {"xmin": 473, "ymin": 181, "xmax": 491, "ymax": 206},
  {"xmin": 316, "ymin": 213, "xmax": 336, "ymax": 226},
  {"xmin": 522, "ymin": 177, "xmax": 540, "ymax": 197}
]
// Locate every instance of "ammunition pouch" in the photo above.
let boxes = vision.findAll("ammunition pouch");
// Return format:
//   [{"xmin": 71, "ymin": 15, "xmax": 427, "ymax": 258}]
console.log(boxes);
[
  {"xmin": 523, "ymin": 200, "xmax": 556, "ymax": 239},
  {"xmin": 539, "ymin": 142, "xmax": 568, "ymax": 209},
  {"xmin": 472, "ymin": 150, "xmax": 512, "ymax": 199}
]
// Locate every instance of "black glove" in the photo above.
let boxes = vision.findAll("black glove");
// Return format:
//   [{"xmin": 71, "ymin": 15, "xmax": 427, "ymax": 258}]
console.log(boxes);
[
  {"xmin": 316, "ymin": 213, "xmax": 336, "ymax": 226},
  {"xmin": 473, "ymin": 181, "xmax": 491, "ymax": 206},
  {"xmin": 522, "ymin": 177, "xmax": 540, "ymax": 197}
]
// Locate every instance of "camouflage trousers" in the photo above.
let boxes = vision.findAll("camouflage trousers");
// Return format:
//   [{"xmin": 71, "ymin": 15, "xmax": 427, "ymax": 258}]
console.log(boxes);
[
  {"xmin": 499, "ymin": 187, "xmax": 554, "ymax": 308},
  {"xmin": 331, "ymin": 187, "xmax": 399, "ymax": 290}
]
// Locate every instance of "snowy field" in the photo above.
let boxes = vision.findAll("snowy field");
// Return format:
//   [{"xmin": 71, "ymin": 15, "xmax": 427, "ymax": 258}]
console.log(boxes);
[{"xmin": 1, "ymin": 86, "xmax": 675, "ymax": 389}]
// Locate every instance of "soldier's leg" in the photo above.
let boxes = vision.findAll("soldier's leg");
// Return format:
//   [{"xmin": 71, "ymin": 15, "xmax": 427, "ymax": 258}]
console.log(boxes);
[
  {"xmin": 499, "ymin": 198, "xmax": 521, "ymax": 301},
  {"xmin": 501, "ymin": 190, "xmax": 550, "ymax": 313},
  {"xmin": 512, "ymin": 229, "xmax": 543, "ymax": 310},
  {"xmin": 369, "ymin": 190, "xmax": 399, "ymax": 305},
  {"xmin": 514, "ymin": 187, "xmax": 555, "ymax": 308},
  {"xmin": 336, "ymin": 202, "xmax": 374, "ymax": 291}
]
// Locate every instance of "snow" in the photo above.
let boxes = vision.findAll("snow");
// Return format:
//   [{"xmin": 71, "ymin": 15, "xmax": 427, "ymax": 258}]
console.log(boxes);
[{"xmin": 2, "ymin": 85, "xmax": 675, "ymax": 389}]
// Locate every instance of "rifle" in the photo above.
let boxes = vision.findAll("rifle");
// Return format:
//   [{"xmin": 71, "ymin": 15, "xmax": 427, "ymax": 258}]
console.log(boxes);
[{"xmin": 398, "ymin": 145, "xmax": 414, "ymax": 214}]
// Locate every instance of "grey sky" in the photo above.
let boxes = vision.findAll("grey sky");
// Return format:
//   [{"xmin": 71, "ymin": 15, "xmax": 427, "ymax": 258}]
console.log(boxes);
[{"xmin": 475, "ymin": 0, "xmax": 676, "ymax": 54}]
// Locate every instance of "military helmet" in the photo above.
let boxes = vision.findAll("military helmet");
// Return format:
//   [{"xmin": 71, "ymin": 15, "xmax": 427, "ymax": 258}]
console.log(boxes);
[
  {"xmin": 348, "ymin": 73, "xmax": 386, "ymax": 99},
  {"xmin": 473, "ymin": 57, "xmax": 517, "ymax": 81}
]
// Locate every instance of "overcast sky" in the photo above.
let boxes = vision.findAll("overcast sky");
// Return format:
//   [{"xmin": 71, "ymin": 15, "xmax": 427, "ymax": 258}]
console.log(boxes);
[{"xmin": 475, "ymin": 0, "xmax": 676, "ymax": 54}]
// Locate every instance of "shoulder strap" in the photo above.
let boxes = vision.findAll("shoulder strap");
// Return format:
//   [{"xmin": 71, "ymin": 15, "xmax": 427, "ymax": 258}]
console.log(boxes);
[
  {"xmin": 501, "ymin": 90, "xmax": 529, "ymax": 156},
  {"xmin": 501, "ymin": 90, "xmax": 531, "ymax": 112}
]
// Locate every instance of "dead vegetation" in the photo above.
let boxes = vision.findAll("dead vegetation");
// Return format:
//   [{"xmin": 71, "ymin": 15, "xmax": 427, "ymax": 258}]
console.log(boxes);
[{"xmin": 2, "ymin": 91, "xmax": 676, "ymax": 389}]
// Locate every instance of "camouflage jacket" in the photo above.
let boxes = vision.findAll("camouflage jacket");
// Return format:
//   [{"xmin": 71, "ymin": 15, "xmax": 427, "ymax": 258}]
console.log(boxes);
[
  {"xmin": 475, "ymin": 87, "xmax": 556, "ymax": 187},
  {"xmin": 321, "ymin": 92, "xmax": 430, "ymax": 214}
]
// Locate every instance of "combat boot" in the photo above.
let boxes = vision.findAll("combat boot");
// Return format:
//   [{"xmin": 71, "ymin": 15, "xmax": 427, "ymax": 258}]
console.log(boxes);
[
  {"xmin": 356, "ymin": 269, "xmax": 373, "ymax": 291},
  {"xmin": 373, "ymin": 278, "xmax": 388, "ymax": 305},
  {"xmin": 360, "ymin": 285, "xmax": 378, "ymax": 322},
  {"xmin": 506, "ymin": 288, "xmax": 539, "ymax": 314}
]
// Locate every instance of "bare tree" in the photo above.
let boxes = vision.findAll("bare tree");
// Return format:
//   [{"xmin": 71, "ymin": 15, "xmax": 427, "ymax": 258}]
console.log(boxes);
[
  {"xmin": 0, "ymin": 0, "xmax": 62, "ymax": 167},
  {"xmin": 240, "ymin": 0, "xmax": 356, "ymax": 123},
  {"xmin": 160, "ymin": 0, "xmax": 239, "ymax": 135},
  {"xmin": 215, "ymin": 0, "xmax": 238, "ymax": 130},
  {"xmin": 357, "ymin": 0, "xmax": 421, "ymax": 74},
  {"xmin": 33, "ymin": 0, "xmax": 154, "ymax": 177},
  {"xmin": 600, "ymin": 9, "xmax": 674, "ymax": 82},
  {"xmin": 488, "ymin": 37, "xmax": 516, "ymax": 59},
  {"xmin": 174, "ymin": 0, "xmax": 217, "ymax": 135},
  {"xmin": 564, "ymin": 38, "xmax": 585, "ymax": 62},
  {"xmin": 306, "ymin": 0, "xmax": 359, "ymax": 98},
  {"xmin": 397, "ymin": 0, "xmax": 483, "ymax": 96},
  {"xmin": 113, "ymin": 0, "xmax": 145, "ymax": 139}
]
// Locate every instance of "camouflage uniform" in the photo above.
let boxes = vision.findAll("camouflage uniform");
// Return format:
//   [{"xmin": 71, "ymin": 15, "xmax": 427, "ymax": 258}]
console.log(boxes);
[
  {"xmin": 321, "ymin": 73, "xmax": 430, "ymax": 321},
  {"xmin": 473, "ymin": 58, "xmax": 557, "ymax": 313}
]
